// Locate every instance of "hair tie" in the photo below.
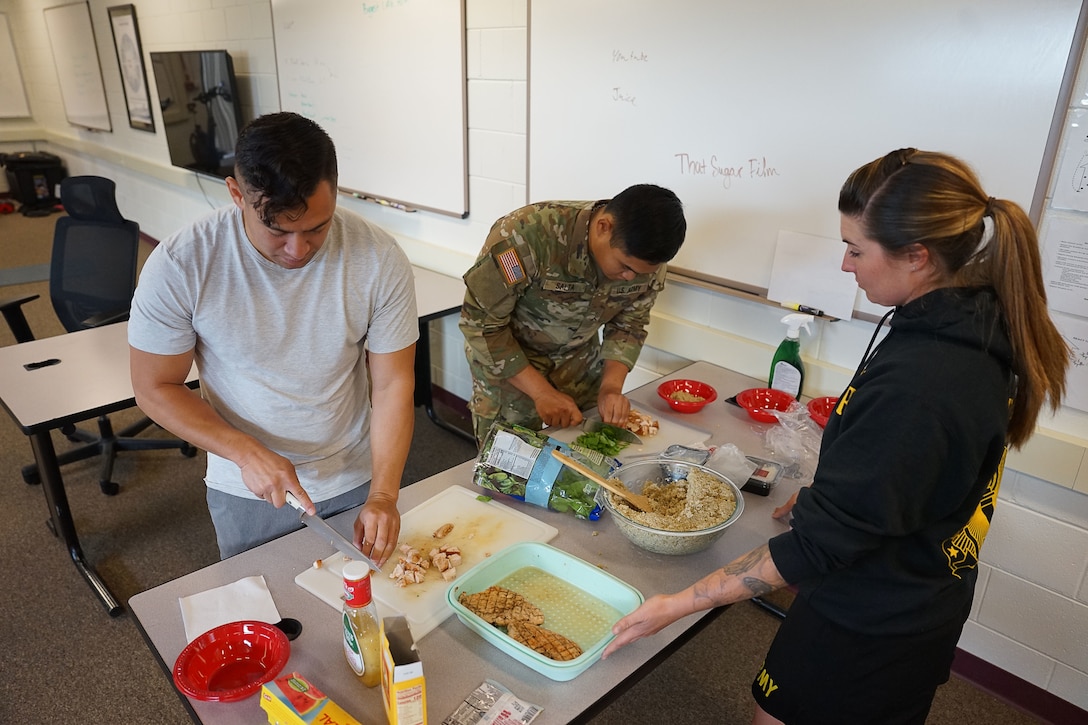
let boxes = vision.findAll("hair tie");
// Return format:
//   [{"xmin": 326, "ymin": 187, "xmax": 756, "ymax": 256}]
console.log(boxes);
[
  {"xmin": 974, "ymin": 214, "xmax": 995, "ymax": 258},
  {"xmin": 985, "ymin": 196, "xmax": 996, "ymax": 217}
]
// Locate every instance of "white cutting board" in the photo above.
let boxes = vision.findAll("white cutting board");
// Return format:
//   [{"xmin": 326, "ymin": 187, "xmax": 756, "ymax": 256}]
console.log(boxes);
[
  {"xmin": 296, "ymin": 485, "xmax": 558, "ymax": 638},
  {"xmin": 548, "ymin": 414, "xmax": 711, "ymax": 461}
]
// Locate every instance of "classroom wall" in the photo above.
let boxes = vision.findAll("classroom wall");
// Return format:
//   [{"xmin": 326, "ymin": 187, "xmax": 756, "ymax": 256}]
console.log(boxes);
[{"xmin": 0, "ymin": 0, "xmax": 1086, "ymax": 711}]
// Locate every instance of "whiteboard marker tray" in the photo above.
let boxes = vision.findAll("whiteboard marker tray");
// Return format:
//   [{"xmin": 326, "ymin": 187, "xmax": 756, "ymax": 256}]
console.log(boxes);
[{"xmin": 295, "ymin": 485, "xmax": 558, "ymax": 638}]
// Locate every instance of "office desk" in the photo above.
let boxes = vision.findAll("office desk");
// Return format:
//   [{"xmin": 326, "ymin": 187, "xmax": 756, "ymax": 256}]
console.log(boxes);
[
  {"xmin": 131, "ymin": 361, "xmax": 803, "ymax": 723},
  {"xmin": 410, "ymin": 266, "xmax": 471, "ymax": 442},
  {"xmin": 0, "ymin": 267, "xmax": 465, "ymax": 616},
  {"xmin": 0, "ymin": 321, "xmax": 199, "ymax": 616}
]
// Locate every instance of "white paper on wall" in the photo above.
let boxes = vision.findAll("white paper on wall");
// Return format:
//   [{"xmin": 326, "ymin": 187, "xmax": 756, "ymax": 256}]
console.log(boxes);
[
  {"xmin": 766, "ymin": 230, "xmax": 858, "ymax": 321},
  {"xmin": 1051, "ymin": 109, "xmax": 1088, "ymax": 212},
  {"xmin": 1052, "ymin": 312, "xmax": 1088, "ymax": 413},
  {"xmin": 1041, "ymin": 217, "xmax": 1088, "ymax": 316}
]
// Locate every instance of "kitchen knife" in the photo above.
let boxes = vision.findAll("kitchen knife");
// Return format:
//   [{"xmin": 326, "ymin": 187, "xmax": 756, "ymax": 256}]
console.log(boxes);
[
  {"xmin": 285, "ymin": 492, "xmax": 381, "ymax": 572},
  {"xmin": 581, "ymin": 418, "xmax": 642, "ymax": 445}
]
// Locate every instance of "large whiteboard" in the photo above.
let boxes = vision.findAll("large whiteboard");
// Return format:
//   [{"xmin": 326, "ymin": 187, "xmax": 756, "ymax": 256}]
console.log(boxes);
[
  {"xmin": 0, "ymin": 14, "xmax": 30, "ymax": 118},
  {"xmin": 43, "ymin": 2, "xmax": 111, "ymax": 132},
  {"xmin": 530, "ymin": 0, "xmax": 1083, "ymax": 296},
  {"xmin": 271, "ymin": 0, "xmax": 467, "ymax": 217}
]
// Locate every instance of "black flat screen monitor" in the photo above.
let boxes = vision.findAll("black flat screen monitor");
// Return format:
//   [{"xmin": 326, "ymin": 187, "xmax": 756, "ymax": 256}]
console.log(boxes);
[{"xmin": 150, "ymin": 50, "xmax": 243, "ymax": 179}]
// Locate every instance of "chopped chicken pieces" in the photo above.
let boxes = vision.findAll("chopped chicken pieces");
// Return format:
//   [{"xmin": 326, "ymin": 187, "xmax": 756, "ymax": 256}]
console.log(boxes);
[
  {"xmin": 432, "ymin": 522, "xmax": 454, "ymax": 538},
  {"xmin": 389, "ymin": 543, "xmax": 461, "ymax": 587},
  {"xmin": 625, "ymin": 409, "xmax": 659, "ymax": 437}
]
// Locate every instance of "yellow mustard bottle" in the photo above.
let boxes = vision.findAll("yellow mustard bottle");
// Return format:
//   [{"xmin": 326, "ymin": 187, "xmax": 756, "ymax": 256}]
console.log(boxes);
[{"xmin": 342, "ymin": 560, "xmax": 382, "ymax": 688}]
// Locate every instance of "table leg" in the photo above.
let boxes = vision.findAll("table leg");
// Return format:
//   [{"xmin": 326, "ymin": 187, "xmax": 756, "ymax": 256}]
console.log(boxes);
[
  {"xmin": 415, "ymin": 318, "xmax": 475, "ymax": 443},
  {"xmin": 29, "ymin": 430, "xmax": 122, "ymax": 617}
]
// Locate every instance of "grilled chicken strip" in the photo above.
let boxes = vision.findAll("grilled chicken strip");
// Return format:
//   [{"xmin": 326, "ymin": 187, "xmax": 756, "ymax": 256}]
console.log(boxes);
[
  {"xmin": 458, "ymin": 585, "xmax": 545, "ymax": 626},
  {"xmin": 506, "ymin": 620, "xmax": 583, "ymax": 661}
]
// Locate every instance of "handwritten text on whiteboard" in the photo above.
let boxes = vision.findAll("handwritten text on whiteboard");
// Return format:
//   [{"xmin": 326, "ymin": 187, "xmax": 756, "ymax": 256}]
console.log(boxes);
[{"xmin": 675, "ymin": 153, "xmax": 780, "ymax": 189}]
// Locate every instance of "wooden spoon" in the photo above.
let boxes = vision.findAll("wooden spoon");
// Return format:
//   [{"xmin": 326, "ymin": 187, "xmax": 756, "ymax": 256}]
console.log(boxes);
[{"xmin": 551, "ymin": 449, "xmax": 654, "ymax": 512}]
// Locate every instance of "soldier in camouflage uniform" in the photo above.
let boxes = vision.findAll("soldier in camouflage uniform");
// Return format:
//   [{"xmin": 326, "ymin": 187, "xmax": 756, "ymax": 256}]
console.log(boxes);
[{"xmin": 460, "ymin": 184, "xmax": 687, "ymax": 445}]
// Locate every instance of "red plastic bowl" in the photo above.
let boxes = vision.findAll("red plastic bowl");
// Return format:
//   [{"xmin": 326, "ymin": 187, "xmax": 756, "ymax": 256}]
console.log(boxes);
[
  {"xmin": 657, "ymin": 379, "xmax": 718, "ymax": 413},
  {"xmin": 807, "ymin": 396, "xmax": 838, "ymax": 428},
  {"xmin": 735, "ymin": 387, "xmax": 795, "ymax": 423},
  {"xmin": 173, "ymin": 620, "xmax": 290, "ymax": 702}
]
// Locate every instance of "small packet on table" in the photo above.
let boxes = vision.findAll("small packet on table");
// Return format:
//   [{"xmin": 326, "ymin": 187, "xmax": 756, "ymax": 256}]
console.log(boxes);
[
  {"xmin": 260, "ymin": 672, "xmax": 363, "ymax": 725},
  {"xmin": 442, "ymin": 680, "xmax": 542, "ymax": 725}
]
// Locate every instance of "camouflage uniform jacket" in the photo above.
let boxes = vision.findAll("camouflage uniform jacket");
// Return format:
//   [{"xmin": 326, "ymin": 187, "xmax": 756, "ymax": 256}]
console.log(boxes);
[{"xmin": 460, "ymin": 200, "xmax": 666, "ymax": 397}]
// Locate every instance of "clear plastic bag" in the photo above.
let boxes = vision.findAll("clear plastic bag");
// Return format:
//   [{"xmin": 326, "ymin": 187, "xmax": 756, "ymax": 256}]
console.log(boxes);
[
  {"xmin": 706, "ymin": 443, "xmax": 759, "ymax": 486},
  {"xmin": 442, "ymin": 679, "xmax": 542, "ymax": 725},
  {"xmin": 760, "ymin": 401, "xmax": 823, "ymax": 485}
]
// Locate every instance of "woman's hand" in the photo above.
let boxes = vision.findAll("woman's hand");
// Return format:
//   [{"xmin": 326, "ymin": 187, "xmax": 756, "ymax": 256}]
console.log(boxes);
[
  {"xmin": 773, "ymin": 490, "xmax": 801, "ymax": 520},
  {"xmin": 602, "ymin": 593, "xmax": 685, "ymax": 659}
]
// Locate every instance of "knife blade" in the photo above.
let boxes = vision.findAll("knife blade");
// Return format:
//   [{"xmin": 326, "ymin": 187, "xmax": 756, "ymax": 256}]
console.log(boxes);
[
  {"xmin": 581, "ymin": 419, "xmax": 642, "ymax": 445},
  {"xmin": 285, "ymin": 492, "xmax": 381, "ymax": 572}
]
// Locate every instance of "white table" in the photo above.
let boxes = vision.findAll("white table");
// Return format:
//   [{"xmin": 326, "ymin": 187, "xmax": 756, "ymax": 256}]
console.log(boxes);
[
  {"xmin": 0, "ymin": 321, "xmax": 199, "ymax": 615},
  {"xmin": 410, "ymin": 266, "xmax": 470, "ymax": 441},
  {"xmin": 0, "ymin": 267, "xmax": 468, "ymax": 615},
  {"xmin": 130, "ymin": 361, "xmax": 805, "ymax": 723}
]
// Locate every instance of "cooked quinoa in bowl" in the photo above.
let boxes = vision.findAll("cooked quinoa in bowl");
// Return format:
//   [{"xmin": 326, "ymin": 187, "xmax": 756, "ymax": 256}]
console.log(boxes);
[{"xmin": 604, "ymin": 460, "xmax": 744, "ymax": 555}]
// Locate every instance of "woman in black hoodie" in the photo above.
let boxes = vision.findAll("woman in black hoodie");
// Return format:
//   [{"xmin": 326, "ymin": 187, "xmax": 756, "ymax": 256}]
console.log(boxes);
[{"xmin": 601, "ymin": 149, "xmax": 1069, "ymax": 725}]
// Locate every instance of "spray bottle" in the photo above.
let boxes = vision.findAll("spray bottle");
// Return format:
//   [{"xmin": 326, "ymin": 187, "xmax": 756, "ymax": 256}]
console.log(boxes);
[{"xmin": 768, "ymin": 313, "xmax": 814, "ymax": 399}]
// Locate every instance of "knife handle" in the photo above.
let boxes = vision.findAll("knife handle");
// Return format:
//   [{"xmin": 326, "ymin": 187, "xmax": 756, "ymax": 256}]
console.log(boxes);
[{"xmin": 284, "ymin": 491, "xmax": 305, "ymax": 512}]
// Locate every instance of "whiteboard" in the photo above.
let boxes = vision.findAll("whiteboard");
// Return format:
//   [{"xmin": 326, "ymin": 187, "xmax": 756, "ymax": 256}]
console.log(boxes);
[
  {"xmin": 530, "ymin": 0, "xmax": 1083, "ymax": 298},
  {"xmin": 0, "ymin": 14, "xmax": 30, "ymax": 118},
  {"xmin": 43, "ymin": 2, "xmax": 111, "ymax": 132},
  {"xmin": 272, "ymin": 0, "xmax": 467, "ymax": 217}
]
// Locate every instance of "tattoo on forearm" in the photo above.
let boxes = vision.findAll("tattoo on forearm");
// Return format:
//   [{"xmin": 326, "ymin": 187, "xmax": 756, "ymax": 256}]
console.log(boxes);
[
  {"xmin": 691, "ymin": 544, "xmax": 780, "ymax": 606},
  {"xmin": 721, "ymin": 545, "xmax": 768, "ymax": 576},
  {"xmin": 742, "ymin": 577, "xmax": 775, "ymax": 597},
  {"xmin": 724, "ymin": 545, "xmax": 776, "ymax": 598}
]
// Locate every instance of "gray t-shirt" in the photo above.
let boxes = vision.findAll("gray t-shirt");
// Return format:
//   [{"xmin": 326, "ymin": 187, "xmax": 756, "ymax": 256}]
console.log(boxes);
[{"xmin": 129, "ymin": 204, "xmax": 418, "ymax": 501}]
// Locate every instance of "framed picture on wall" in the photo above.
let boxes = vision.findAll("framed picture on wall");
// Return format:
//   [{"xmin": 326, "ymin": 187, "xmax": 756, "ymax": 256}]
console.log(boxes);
[{"xmin": 108, "ymin": 4, "xmax": 154, "ymax": 132}]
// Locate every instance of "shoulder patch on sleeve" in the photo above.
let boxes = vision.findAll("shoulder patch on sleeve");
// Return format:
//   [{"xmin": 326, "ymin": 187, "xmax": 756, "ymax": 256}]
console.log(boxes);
[{"xmin": 494, "ymin": 246, "xmax": 527, "ymax": 286}]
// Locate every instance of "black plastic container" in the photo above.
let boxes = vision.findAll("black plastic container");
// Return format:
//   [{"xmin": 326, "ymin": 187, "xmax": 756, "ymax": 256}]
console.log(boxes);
[{"xmin": 1, "ymin": 151, "xmax": 67, "ymax": 215}]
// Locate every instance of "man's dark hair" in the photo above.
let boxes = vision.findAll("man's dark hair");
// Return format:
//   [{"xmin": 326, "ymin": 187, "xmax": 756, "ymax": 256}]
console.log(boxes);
[
  {"xmin": 605, "ymin": 184, "xmax": 686, "ymax": 265},
  {"xmin": 233, "ymin": 112, "xmax": 338, "ymax": 226}
]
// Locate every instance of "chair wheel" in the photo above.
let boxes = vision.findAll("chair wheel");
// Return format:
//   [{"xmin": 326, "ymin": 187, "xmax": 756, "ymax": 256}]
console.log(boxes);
[
  {"xmin": 99, "ymin": 480, "xmax": 120, "ymax": 496},
  {"xmin": 23, "ymin": 470, "xmax": 41, "ymax": 485},
  {"xmin": 181, "ymin": 444, "xmax": 198, "ymax": 457}
]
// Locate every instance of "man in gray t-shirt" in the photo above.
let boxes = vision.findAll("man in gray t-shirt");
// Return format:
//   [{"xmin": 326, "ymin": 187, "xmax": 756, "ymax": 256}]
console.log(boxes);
[{"xmin": 129, "ymin": 112, "xmax": 418, "ymax": 560}]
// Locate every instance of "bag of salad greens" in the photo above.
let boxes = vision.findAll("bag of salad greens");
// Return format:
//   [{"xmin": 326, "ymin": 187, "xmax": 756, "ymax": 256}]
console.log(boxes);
[{"xmin": 473, "ymin": 422, "xmax": 617, "ymax": 520}]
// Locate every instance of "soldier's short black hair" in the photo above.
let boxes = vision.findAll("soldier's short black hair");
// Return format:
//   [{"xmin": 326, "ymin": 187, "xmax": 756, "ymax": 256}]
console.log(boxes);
[
  {"xmin": 605, "ymin": 184, "xmax": 686, "ymax": 265},
  {"xmin": 233, "ymin": 112, "xmax": 338, "ymax": 226}
]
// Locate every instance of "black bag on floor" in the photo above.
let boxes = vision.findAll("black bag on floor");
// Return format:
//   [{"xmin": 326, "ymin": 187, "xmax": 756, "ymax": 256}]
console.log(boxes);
[{"xmin": 0, "ymin": 151, "xmax": 68, "ymax": 216}]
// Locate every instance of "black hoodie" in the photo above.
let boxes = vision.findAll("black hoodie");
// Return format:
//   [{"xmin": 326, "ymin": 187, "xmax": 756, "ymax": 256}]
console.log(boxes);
[{"xmin": 768, "ymin": 287, "xmax": 1014, "ymax": 636}]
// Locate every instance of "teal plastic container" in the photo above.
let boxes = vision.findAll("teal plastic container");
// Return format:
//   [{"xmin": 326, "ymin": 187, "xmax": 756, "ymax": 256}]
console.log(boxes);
[{"xmin": 447, "ymin": 541, "xmax": 644, "ymax": 681}]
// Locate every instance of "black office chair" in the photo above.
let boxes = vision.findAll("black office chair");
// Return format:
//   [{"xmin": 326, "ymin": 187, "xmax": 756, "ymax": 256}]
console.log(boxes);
[{"xmin": 0, "ymin": 175, "xmax": 196, "ymax": 495}]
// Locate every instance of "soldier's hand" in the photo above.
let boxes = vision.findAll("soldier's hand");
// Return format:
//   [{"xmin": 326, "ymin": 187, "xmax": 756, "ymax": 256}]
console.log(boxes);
[
  {"xmin": 598, "ymin": 390, "xmax": 631, "ymax": 427},
  {"xmin": 535, "ymin": 390, "xmax": 584, "ymax": 429}
]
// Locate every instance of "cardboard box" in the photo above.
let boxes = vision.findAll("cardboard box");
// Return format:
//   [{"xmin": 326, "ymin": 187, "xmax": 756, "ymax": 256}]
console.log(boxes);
[
  {"xmin": 260, "ymin": 671, "xmax": 365, "ymax": 725},
  {"xmin": 380, "ymin": 617, "xmax": 426, "ymax": 725}
]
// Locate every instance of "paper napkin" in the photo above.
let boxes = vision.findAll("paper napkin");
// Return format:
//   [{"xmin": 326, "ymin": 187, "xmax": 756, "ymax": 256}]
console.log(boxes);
[{"xmin": 179, "ymin": 574, "xmax": 282, "ymax": 642}]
